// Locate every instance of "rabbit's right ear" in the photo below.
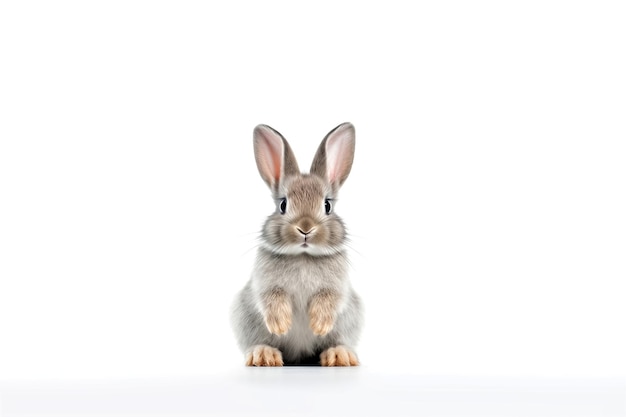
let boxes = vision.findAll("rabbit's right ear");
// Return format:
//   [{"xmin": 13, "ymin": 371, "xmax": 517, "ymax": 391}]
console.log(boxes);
[{"xmin": 253, "ymin": 125, "xmax": 300, "ymax": 190}]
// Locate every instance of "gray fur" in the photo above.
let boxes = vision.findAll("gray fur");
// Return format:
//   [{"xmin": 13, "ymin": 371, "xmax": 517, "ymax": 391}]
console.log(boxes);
[{"xmin": 231, "ymin": 123, "xmax": 363, "ymax": 365}]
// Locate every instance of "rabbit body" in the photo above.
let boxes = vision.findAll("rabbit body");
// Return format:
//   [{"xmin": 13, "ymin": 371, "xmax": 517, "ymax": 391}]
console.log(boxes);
[{"xmin": 231, "ymin": 123, "xmax": 363, "ymax": 366}]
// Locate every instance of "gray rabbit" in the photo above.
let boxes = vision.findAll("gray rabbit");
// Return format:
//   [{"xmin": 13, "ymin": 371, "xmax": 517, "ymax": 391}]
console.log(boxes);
[{"xmin": 231, "ymin": 123, "xmax": 363, "ymax": 366}]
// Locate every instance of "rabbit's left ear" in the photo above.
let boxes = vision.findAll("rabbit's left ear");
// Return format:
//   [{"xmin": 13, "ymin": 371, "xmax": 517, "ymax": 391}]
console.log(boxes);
[{"xmin": 310, "ymin": 122, "xmax": 355, "ymax": 189}]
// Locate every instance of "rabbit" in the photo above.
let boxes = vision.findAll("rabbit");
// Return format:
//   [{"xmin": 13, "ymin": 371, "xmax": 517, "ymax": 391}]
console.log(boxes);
[{"xmin": 231, "ymin": 122, "xmax": 363, "ymax": 367}]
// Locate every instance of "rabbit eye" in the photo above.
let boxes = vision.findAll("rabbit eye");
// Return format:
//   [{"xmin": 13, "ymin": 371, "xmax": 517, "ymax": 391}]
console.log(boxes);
[
  {"xmin": 324, "ymin": 199, "xmax": 332, "ymax": 215},
  {"xmin": 279, "ymin": 198, "xmax": 287, "ymax": 214}
]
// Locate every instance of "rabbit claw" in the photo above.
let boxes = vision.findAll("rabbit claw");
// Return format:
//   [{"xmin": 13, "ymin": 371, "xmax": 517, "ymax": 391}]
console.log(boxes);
[{"xmin": 246, "ymin": 345, "xmax": 284, "ymax": 366}]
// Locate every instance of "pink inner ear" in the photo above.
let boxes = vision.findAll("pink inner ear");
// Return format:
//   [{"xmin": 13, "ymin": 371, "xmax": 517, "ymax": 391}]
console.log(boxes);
[
  {"xmin": 325, "ymin": 125, "xmax": 355, "ymax": 185},
  {"xmin": 255, "ymin": 126, "xmax": 284, "ymax": 186},
  {"xmin": 326, "ymin": 139, "xmax": 344, "ymax": 184},
  {"xmin": 266, "ymin": 138, "xmax": 282, "ymax": 183}
]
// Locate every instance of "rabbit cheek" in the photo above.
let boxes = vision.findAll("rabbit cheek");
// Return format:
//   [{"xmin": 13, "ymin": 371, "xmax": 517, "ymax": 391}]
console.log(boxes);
[
  {"xmin": 306, "ymin": 226, "xmax": 328, "ymax": 247},
  {"xmin": 326, "ymin": 218, "xmax": 346, "ymax": 247},
  {"xmin": 285, "ymin": 225, "xmax": 305, "ymax": 246}
]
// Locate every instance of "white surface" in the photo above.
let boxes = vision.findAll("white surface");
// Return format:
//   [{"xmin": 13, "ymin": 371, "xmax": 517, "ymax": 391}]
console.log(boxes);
[
  {"xmin": 1, "ymin": 370, "xmax": 624, "ymax": 417},
  {"xmin": 1, "ymin": 1, "xmax": 625, "ymax": 381}
]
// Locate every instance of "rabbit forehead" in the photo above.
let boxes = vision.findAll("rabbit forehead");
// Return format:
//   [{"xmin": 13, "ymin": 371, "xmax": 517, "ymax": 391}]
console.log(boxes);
[{"xmin": 281, "ymin": 175, "xmax": 330, "ymax": 205}]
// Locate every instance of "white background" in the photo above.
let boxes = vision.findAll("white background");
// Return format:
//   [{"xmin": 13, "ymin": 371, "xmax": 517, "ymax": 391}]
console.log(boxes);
[{"xmin": 1, "ymin": 1, "xmax": 625, "ymax": 383}]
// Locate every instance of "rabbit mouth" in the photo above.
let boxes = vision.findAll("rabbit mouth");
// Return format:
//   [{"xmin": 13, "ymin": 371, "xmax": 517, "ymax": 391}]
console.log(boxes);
[{"xmin": 296, "ymin": 226, "xmax": 315, "ymax": 248}]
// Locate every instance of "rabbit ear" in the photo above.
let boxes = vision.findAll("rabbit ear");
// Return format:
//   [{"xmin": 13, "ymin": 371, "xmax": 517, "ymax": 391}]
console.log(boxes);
[
  {"xmin": 253, "ymin": 125, "xmax": 300, "ymax": 189},
  {"xmin": 310, "ymin": 122, "xmax": 355, "ymax": 189}
]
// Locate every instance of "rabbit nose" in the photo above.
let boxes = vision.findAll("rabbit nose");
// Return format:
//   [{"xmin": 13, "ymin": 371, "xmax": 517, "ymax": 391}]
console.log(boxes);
[
  {"xmin": 296, "ymin": 218, "xmax": 316, "ymax": 236},
  {"xmin": 296, "ymin": 227, "xmax": 315, "ymax": 236}
]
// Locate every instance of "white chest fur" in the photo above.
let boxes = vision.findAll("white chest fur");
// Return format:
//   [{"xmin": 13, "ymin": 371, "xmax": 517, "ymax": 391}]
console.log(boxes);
[{"xmin": 252, "ymin": 250, "xmax": 349, "ymax": 310}]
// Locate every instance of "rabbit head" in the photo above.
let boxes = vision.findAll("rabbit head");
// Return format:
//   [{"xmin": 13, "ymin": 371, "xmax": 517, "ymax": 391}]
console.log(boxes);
[{"xmin": 253, "ymin": 123, "xmax": 355, "ymax": 256}]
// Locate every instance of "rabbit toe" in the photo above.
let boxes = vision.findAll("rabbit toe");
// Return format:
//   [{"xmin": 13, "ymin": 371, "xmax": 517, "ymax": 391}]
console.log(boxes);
[
  {"xmin": 246, "ymin": 345, "xmax": 284, "ymax": 367},
  {"xmin": 320, "ymin": 346, "xmax": 359, "ymax": 367}
]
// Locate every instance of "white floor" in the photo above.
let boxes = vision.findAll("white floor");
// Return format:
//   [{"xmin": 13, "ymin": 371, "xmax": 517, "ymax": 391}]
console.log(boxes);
[{"xmin": 1, "ymin": 369, "xmax": 624, "ymax": 417}]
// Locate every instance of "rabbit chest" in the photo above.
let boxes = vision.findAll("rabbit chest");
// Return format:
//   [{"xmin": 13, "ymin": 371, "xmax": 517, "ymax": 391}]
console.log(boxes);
[{"xmin": 253, "ymin": 251, "xmax": 349, "ymax": 312}]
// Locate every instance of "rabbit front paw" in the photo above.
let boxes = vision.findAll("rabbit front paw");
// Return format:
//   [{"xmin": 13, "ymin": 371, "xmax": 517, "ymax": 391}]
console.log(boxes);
[
  {"xmin": 309, "ymin": 309, "xmax": 335, "ymax": 336},
  {"xmin": 263, "ymin": 288, "xmax": 292, "ymax": 335},
  {"xmin": 308, "ymin": 289, "xmax": 338, "ymax": 336},
  {"xmin": 264, "ymin": 307, "xmax": 292, "ymax": 335}
]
